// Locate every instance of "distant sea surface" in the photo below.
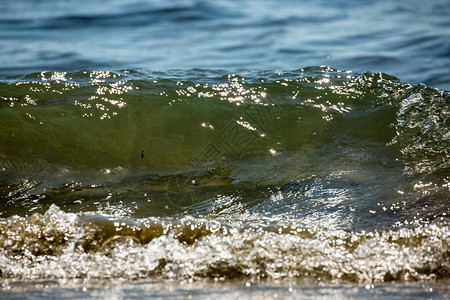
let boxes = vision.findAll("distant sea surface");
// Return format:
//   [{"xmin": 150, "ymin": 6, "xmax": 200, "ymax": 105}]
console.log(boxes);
[
  {"xmin": 1, "ymin": 0, "xmax": 449, "ymax": 90},
  {"xmin": 0, "ymin": 0, "xmax": 449, "ymax": 299}
]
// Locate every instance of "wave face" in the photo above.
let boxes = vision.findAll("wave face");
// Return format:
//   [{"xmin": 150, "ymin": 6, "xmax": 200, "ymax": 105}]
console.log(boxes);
[{"xmin": 0, "ymin": 67, "xmax": 449, "ymax": 283}]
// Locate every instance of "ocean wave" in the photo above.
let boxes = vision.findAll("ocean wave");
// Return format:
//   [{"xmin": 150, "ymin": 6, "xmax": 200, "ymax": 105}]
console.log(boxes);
[
  {"xmin": 0, "ymin": 205, "xmax": 448, "ymax": 282},
  {"xmin": 0, "ymin": 68, "xmax": 449, "ymax": 283}
]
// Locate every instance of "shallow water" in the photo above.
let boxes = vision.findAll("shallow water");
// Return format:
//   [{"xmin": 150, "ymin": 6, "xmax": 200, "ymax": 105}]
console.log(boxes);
[
  {"xmin": 1, "ymin": 279, "xmax": 449, "ymax": 299},
  {"xmin": 0, "ymin": 0, "xmax": 449, "ymax": 299},
  {"xmin": 0, "ymin": 68, "xmax": 449, "ymax": 298}
]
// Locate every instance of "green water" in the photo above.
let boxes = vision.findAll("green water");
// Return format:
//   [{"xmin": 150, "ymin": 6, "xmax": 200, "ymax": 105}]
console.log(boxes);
[
  {"xmin": 0, "ymin": 68, "xmax": 448, "ymax": 297},
  {"xmin": 1, "ymin": 0, "xmax": 449, "ymax": 297}
]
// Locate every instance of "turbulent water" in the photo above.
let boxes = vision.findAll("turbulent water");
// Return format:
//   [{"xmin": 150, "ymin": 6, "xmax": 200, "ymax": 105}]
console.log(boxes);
[
  {"xmin": 0, "ymin": 0, "xmax": 449, "ymax": 298},
  {"xmin": 0, "ymin": 68, "xmax": 449, "ymax": 287}
]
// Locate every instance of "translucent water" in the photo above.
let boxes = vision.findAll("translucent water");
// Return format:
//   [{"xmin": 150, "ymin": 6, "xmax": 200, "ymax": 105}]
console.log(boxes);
[{"xmin": 0, "ymin": 0, "xmax": 449, "ymax": 298}]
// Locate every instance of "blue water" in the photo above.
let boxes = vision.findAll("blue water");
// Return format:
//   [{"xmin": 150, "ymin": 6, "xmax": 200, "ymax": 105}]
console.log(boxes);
[{"xmin": 1, "ymin": 0, "xmax": 449, "ymax": 89}]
